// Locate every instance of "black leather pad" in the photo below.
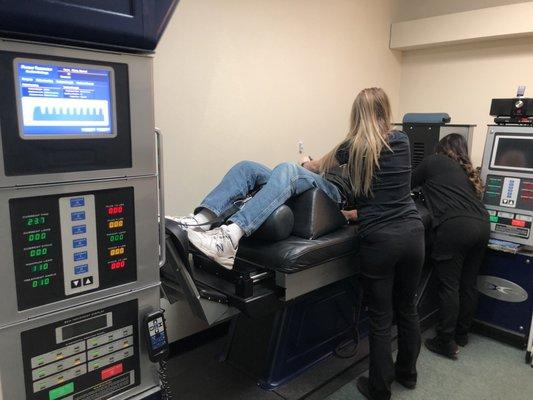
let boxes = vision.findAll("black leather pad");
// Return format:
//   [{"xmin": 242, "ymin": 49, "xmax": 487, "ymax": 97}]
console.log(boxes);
[
  {"xmin": 287, "ymin": 188, "xmax": 347, "ymax": 239},
  {"xmin": 250, "ymin": 205, "xmax": 294, "ymax": 242},
  {"xmin": 236, "ymin": 225, "xmax": 358, "ymax": 274}
]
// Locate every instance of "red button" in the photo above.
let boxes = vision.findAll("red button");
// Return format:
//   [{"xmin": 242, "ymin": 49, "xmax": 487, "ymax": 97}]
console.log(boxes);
[
  {"xmin": 101, "ymin": 363, "xmax": 123, "ymax": 380},
  {"xmin": 511, "ymin": 219, "xmax": 526, "ymax": 227}
]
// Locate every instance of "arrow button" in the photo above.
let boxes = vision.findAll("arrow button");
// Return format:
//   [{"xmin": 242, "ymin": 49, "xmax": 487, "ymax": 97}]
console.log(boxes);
[
  {"xmin": 71, "ymin": 279, "xmax": 82, "ymax": 289},
  {"xmin": 83, "ymin": 276, "xmax": 94, "ymax": 286}
]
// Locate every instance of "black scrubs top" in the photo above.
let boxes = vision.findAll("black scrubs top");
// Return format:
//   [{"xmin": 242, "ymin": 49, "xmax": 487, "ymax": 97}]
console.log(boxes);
[
  {"xmin": 412, "ymin": 153, "xmax": 488, "ymax": 227},
  {"xmin": 332, "ymin": 130, "xmax": 420, "ymax": 236}
]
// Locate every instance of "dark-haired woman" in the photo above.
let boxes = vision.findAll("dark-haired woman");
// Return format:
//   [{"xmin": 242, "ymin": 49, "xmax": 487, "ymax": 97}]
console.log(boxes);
[{"xmin": 412, "ymin": 134, "xmax": 489, "ymax": 359}]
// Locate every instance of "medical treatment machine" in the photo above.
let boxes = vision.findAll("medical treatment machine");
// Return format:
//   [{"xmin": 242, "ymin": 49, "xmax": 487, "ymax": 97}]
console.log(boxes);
[{"xmin": 0, "ymin": 1, "xmax": 178, "ymax": 399}]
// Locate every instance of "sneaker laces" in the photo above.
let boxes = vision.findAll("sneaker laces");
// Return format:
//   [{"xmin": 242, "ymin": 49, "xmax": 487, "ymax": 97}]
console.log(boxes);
[{"xmin": 211, "ymin": 226, "xmax": 236, "ymax": 249}]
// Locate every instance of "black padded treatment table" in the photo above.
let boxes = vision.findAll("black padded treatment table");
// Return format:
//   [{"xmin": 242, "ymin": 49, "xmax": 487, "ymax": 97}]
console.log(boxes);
[{"xmin": 161, "ymin": 188, "xmax": 437, "ymax": 389}]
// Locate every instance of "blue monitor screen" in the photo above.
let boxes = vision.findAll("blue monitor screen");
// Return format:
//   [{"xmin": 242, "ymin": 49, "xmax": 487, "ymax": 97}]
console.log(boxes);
[{"xmin": 14, "ymin": 59, "xmax": 116, "ymax": 139}]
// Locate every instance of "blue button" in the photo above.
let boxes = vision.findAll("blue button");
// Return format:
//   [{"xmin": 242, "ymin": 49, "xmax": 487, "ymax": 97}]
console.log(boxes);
[
  {"xmin": 70, "ymin": 197, "xmax": 85, "ymax": 208},
  {"xmin": 73, "ymin": 238, "xmax": 87, "ymax": 248},
  {"xmin": 73, "ymin": 251, "xmax": 88, "ymax": 261},
  {"xmin": 74, "ymin": 264, "xmax": 89, "ymax": 275},
  {"xmin": 71, "ymin": 211, "xmax": 86, "ymax": 221},
  {"xmin": 72, "ymin": 225, "xmax": 87, "ymax": 235}
]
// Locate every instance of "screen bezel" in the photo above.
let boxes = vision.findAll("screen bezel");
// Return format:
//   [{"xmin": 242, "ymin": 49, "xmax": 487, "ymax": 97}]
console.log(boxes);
[
  {"xmin": 13, "ymin": 57, "xmax": 118, "ymax": 140},
  {"xmin": 489, "ymin": 133, "xmax": 533, "ymax": 173}
]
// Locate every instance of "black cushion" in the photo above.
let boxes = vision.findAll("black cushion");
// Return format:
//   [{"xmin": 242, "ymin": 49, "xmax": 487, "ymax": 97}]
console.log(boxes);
[
  {"xmin": 287, "ymin": 188, "xmax": 347, "ymax": 239},
  {"xmin": 250, "ymin": 205, "xmax": 294, "ymax": 242},
  {"xmin": 235, "ymin": 225, "xmax": 358, "ymax": 274}
]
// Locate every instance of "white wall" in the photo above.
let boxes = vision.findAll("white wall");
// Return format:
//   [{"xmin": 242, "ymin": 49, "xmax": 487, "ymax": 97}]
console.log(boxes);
[
  {"xmin": 154, "ymin": 0, "xmax": 402, "ymax": 215},
  {"xmin": 397, "ymin": 2, "xmax": 533, "ymax": 166},
  {"xmin": 393, "ymin": 0, "xmax": 531, "ymax": 21}
]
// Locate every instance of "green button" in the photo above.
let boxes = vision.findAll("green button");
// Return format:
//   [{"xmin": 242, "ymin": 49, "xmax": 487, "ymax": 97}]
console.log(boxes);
[
  {"xmin": 490, "ymin": 215, "xmax": 498, "ymax": 223},
  {"xmin": 49, "ymin": 382, "xmax": 74, "ymax": 400}
]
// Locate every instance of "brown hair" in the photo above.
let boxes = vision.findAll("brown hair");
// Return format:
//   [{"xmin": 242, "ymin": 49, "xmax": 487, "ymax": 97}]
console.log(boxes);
[
  {"xmin": 320, "ymin": 88, "xmax": 392, "ymax": 196},
  {"xmin": 436, "ymin": 134, "xmax": 484, "ymax": 198}
]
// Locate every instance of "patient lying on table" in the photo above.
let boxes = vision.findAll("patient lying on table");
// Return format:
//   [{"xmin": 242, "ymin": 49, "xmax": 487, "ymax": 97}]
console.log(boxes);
[{"xmin": 169, "ymin": 157, "xmax": 356, "ymax": 270}]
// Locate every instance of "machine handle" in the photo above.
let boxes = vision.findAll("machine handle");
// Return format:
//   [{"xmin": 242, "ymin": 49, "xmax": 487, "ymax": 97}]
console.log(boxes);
[{"xmin": 155, "ymin": 128, "xmax": 166, "ymax": 268}]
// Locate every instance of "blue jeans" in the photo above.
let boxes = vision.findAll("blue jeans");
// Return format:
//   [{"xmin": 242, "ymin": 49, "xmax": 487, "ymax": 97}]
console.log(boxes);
[{"xmin": 198, "ymin": 161, "xmax": 342, "ymax": 236}]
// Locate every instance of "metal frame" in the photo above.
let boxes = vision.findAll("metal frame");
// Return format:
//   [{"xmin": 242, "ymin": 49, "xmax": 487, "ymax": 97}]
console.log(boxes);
[
  {"xmin": 481, "ymin": 125, "xmax": 533, "ymax": 246},
  {"xmin": 526, "ymin": 315, "xmax": 533, "ymax": 367},
  {"xmin": 161, "ymin": 240, "xmax": 240, "ymax": 326},
  {"xmin": 0, "ymin": 285, "xmax": 161, "ymax": 400},
  {"xmin": 156, "ymin": 128, "xmax": 166, "ymax": 269},
  {"xmin": 0, "ymin": 38, "xmax": 163, "ymax": 399},
  {"xmin": 276, "ymin": 260, "xmax": 357, "ymax": 300},
  {"xmin": 0, "ymin": 39, "xmax": 157, "ymax": 189}
]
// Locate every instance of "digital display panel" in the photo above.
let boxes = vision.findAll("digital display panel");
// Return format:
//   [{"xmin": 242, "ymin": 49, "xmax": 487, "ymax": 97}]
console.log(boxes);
[
  {"xmin": 14, "ymin": 58, "xmax": 116, "ymax": 139},
  {"xmin": 60, "ymin": 314, "xmax": 110, "ymax": 341},
  {"xmin": 491, "ymin": 135, "xmax": 533, "ymax": 172}
]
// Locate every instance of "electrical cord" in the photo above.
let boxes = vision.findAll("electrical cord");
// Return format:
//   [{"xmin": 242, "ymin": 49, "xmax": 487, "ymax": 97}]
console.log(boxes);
[
  {"xmin": 158, "ymin": 359, "xmax": 173, "ymax": 400},
  {"xmin": 173, "ymin": 189, "xmax": 260, "ymax": 229},
  {"xmin": 334, "ymin": 293, "xmax": 363, "ymax": 359}
]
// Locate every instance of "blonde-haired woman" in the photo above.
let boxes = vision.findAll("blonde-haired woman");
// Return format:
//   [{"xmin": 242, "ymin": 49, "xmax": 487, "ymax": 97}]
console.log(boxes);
[{"xmin": 311, "ymin": 88, "xmax": 425, "ymax": 400}]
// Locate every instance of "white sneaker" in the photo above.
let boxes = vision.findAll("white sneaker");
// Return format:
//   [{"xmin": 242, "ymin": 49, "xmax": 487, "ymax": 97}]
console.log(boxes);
[
  {"xmin": 187, "ymin": 226, "xmax": 237, "ymax": 270},
  {"xmin": 167, "ymin": 214, "xmax": 203, "ymax": 230}
]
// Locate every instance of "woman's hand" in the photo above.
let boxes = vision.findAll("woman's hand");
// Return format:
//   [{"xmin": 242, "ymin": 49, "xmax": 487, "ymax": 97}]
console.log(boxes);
[
  {"xmin": 341, "ymin": 209, "xmax": 358, "ymax": 222},
  {"xmin": 299, "ymin": 155, "xmax": 312, "ymax": 168},
  {"xmin": 300, "ymin": 155, "xmax": 322, "ymax": 173}
]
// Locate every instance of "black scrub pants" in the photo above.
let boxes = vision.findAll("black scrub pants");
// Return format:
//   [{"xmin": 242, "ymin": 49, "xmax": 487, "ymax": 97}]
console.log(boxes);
[
  {"xmin": 359, "ymin": 218, "xmax": 425, "ymax": 400},
  {"xmin": 431, "ymin": 216, "xmax": 490, "ymax": 344}
]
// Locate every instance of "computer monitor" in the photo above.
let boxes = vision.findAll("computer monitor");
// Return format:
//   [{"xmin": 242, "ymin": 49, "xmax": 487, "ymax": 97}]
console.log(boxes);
[
  {"xmin": 490, "ymin": 134, "xmax": 533, "ymax": 173},
  {"xmin": 14, "ymin": 58, "xmax": 117, "ymax": 139}
]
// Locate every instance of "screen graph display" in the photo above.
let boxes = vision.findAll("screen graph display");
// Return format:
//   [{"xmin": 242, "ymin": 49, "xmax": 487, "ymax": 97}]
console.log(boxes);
[{"xmin": 14, "ymin": 58, "xmax": 117, "ymax": 139}]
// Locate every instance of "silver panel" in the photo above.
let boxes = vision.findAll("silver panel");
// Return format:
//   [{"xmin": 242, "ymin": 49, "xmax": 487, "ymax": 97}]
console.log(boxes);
[
  {"xmin": 0, "ymin": 177, "xmax": 159, "ymax": 326},
  {"xmin": 160, "ymin": 297, "xmax": 211, "ymax": 344},
  {"xmin": 481, "ymin": 125, "xmax": 533, "ymax": 246},
  {"xmin": 0, "ymin": 286, "xmax": 161, "ymax": 400},
  {"xmin": 59, "ymin": 195, "xmax": 100, "ymax": 296},
  {"xmin": 276, "ymin": 261, "xmax": 357, "ymax": 301},
  {"xmin": 0, "ymin": 39, "xmax": 156, "ymax": 188}
]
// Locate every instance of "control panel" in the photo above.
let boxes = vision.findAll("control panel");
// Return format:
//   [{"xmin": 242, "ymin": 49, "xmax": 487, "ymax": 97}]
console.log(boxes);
[
  {"xmin": 484, "ymin": 175, "xmax": 533, "ymax": 240},
  {"xmin": 9, "ymin": 187, "xmax": 137, "ymax": 310},
  {"xmin": 0, "ymin": 39, "xmax": 163, "ymax": 400},
  {"xmin": 481, "ymin": 126, "xmax": 533, "ymax": 246},
  {"xmin": 21, "ymin": 300, "xmax": 140, "ymax": 400}
]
